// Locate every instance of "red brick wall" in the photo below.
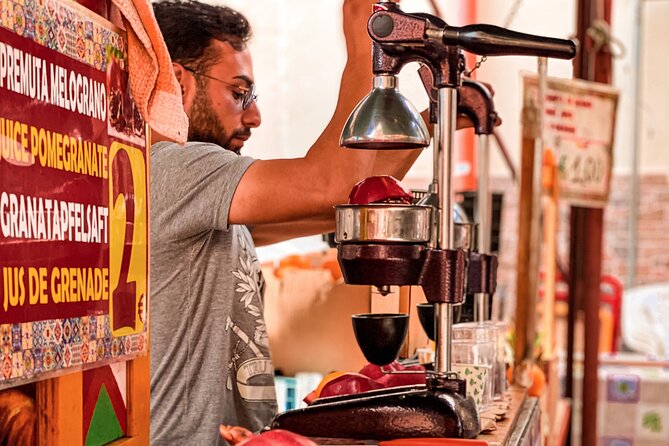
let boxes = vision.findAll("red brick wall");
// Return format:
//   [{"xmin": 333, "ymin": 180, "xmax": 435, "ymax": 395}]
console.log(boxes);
[{"xmin": 491, "ymin": 173, "xmax": 669, "ymax": 316}]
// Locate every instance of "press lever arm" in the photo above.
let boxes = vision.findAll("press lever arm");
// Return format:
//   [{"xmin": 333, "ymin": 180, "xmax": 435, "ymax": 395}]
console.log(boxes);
[
  {"xmin": 440, "ymin": 24, "xmax": 576, "ymax": 59},
  {"xmin": 369, "ymin": 10, "xmax": 576, "ymax": 60}
]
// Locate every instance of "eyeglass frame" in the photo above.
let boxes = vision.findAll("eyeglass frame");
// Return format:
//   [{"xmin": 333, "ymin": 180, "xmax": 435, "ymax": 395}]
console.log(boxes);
[{"xmin": 183, "ymin": 66, "xmax": 258, "ymax": 111}]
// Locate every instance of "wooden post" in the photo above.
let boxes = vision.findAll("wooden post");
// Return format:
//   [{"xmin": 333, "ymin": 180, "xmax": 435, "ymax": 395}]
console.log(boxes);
[
  {"xmin": 541, "ymin": 150, "xmax": 559, "ymax": 360},
  {"xmin": 514, "ymin": 66, "xmax": 543, "ymax": 373},
  {"xmin": 567, "ymin": 1, "xmax": 613, "ymax": 446},
  {"xmin": 541, "ymin": 150, "xmax": 561, "ymax": 441},
  {"xmin": 514, "ymin": 121, "xmax": 534, "ymax": 371}
]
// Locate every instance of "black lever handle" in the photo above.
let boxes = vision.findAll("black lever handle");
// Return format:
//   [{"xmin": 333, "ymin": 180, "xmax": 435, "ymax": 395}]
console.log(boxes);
[{"xmin": 441, "ymin": 24, "xmax": 576, "ymax": 60}]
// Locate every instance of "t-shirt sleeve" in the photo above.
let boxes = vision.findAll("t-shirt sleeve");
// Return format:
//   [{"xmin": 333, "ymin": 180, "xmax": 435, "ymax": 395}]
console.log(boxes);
[{"xmin": 151, "ymin": 142, "xmax": 255, "ymax": 239}]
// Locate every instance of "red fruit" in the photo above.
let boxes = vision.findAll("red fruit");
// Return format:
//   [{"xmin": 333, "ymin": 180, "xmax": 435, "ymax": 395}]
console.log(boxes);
[
  {"xmin": 318, "ymin": 372, "xmax": 385, "ymax": 399},
  {"xmin": 302, "ymin": 390, "xmax": 319, "ymax": 406},
  {"xmin": 528, "ymin": 364, "xmax": 546, "ymax": 397},
  {"xmin": 376, "ymin": 369, "xmax": 426, "ymax": 388},
  {"xmin": 359, "ymin": 362, "xmax": 426, "ymax": 388},
  {"xmin": 237, "ymin": 429, "xmax": 318, "ymax": 446},
  {"xmin": 106, "ymin": 54, "xmax": 126, "ymax": 91},
  {"xmin": 358, "ymin": 361, "xmax": 403, "ymax": 380},
  {"xmin": 358, "ymin": 363, "xmax": 385, "ymax": 380},
  {"xmin": 106, "ymin": 54, "xmax": 132, "ymax": 134},
  {"xmin": 348, "ymin": 176, "xmax": 413, "ymax": 205}
]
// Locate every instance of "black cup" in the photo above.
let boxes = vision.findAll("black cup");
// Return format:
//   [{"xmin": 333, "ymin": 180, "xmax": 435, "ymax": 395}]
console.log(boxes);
[
  {"xmin": 352, "ymin": 313, "xmax": 409, "ymax": 366},
  {"xmin": 416, "ymin": 303, "xmax": 436, "ymax": 341},
  {"xmin": 416, "ymin": 303, "xmax": 462, "ymax": 341}
]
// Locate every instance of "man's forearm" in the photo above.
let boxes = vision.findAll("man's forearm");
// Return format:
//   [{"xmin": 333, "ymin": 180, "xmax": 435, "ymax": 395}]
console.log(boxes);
[{"xmin": 251, "ymin": 216, "xmax": 335, "ymax": 246}]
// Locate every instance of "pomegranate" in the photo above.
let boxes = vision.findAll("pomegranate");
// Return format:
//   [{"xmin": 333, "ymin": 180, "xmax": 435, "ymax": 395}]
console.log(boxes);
[
  {"xmin": 318, "ymin": 372, "xmax": 385, "ymax": 399},
  {"xmin": 219, "ymin": 426, "xmax": 317, "ymax": 446},
  {"xmin": 348, "ymin": 175, "xmax": 413, "ymax": 205},
  {"xmin": 358, "ymin": 360, "xmax": 404, "ymax": 380},
  {"xmin": 359, "ymin": 361, "xmax": 426, "ymax": 388},
  {"xmin": 304, "ymin": 362, "xmax": 428, "ymax": 405},
  {"xmin": 106, "ymin": 50, "xmax": 131, "ymax": 135}
]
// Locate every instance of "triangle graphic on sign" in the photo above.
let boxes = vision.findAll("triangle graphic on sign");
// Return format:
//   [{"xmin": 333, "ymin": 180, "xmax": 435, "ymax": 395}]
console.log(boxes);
[{"xmin": 85, "ymin": 384, "xmax": 124, "ymax": 446}]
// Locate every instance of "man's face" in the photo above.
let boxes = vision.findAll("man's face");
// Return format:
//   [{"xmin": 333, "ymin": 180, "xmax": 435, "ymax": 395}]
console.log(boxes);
[{"xmin": 187, "ymin": 40, "xmax": 261, "ymax": 154}]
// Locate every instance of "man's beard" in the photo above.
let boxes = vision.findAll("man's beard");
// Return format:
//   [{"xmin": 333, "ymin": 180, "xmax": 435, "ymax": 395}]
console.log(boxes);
[{"xmin": 188, "ymin": 86, "xmax": 249, "ymax": 153}]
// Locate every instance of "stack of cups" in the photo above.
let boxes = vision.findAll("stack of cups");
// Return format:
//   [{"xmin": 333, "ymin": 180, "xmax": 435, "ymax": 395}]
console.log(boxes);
[
  {"xmin": 488, "ymin": 320, "xmax": 509, "ymax": 400},
  {"xmin": 451, "ymin": 322, "xmax": 499, "ymax": 409}
]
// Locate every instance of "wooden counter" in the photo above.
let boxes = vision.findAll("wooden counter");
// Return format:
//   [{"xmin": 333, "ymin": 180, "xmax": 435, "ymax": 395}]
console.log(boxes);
[{"xmin": 477, "ymin": 387, "xmax": 541, "ymax": 446}]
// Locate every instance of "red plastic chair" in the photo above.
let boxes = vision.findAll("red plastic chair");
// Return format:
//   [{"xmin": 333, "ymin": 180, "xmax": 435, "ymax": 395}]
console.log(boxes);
[
  {"xmin": 539, "ymin": 272, "xmax": 623, "ymax": 352},
  {"xmin": 599, "ymin": 275, "xmax": 623, "ymax": 353}
]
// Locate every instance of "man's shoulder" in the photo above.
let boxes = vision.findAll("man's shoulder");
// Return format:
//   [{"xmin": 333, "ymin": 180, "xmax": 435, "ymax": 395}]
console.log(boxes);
[
  {"xmin": 150, "ymin": 141, "xmax": 255, "ymax": 191},
  {"xmin": 151, "ymin": 140, "xmax": 228, "ymax": 158}
]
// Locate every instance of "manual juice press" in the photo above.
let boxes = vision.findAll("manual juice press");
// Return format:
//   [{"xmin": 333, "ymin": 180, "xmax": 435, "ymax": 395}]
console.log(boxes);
[{"xmin": 272, "ymin": 2, "xmax": 575, "ymax": 440}]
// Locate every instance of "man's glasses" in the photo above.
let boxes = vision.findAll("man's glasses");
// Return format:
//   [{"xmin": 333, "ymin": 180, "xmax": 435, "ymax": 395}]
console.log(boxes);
[{"xmin": 184, "ymin": 66, "xmax": 258, "ymax": 110}]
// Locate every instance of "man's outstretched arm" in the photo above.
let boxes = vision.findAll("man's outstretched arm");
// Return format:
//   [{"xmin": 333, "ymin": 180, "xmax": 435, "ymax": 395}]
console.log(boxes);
[{"xmin": 229, "ymin": 0, "xmax": 378, "ymax": 226}]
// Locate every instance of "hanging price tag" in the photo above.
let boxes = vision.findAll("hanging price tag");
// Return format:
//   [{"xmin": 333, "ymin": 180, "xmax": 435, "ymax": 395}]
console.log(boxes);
[{"xmin": 523, "ymin": 74, "xmax": 619, "ymax": 208}]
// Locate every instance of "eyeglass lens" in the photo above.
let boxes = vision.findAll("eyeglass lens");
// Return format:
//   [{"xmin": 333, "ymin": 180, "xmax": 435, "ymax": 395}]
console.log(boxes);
[{"xmin": 242, "ymin": 84, "xmax": 257, "ymax": 110}]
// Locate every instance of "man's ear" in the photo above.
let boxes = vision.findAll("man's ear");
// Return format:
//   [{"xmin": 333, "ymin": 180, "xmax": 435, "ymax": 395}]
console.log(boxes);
[{"xmin": 172, "ymin": 62, "xmax": 196, "ymax": 111}]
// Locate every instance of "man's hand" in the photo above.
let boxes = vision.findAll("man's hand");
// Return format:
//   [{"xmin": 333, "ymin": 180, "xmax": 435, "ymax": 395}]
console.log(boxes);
[
  {"xmin": 455, "ymin": 114, "xmax": 503, "ymax": 130},
  {"xmin": 219, "ymin": 425, "xmax": 253, "ymax": 445},
  {"xmin": 424, "ymin": 111, "xmax": 499, "ymax": 133}
]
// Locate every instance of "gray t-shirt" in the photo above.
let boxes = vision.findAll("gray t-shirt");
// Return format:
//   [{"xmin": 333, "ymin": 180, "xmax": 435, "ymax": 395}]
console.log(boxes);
[{"xmin": 150, "ymin": 141, "xmax": 277, "ymax": 445}]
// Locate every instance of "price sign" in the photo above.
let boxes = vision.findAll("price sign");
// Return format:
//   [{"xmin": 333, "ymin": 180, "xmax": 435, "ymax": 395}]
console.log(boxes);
[
  {"xmin": 0, "ymin": 0, "xmax": 148, "ymax": 387},
  {"xmin": 523, "ymin": 75, "xmax": 619, "ymax": 208}
]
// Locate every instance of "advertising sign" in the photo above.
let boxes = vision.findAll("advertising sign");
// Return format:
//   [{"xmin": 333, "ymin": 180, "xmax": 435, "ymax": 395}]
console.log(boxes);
[
  {"xmin": 523, "ymin": 74, "xmax": 619, "ymax": 208},
  {"xmin": 0, "ymin": 0, "xmax": 148, "ymax": 387}
]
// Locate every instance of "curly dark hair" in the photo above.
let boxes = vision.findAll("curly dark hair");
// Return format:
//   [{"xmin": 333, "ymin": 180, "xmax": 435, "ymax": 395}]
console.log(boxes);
[{"xmin": 153, "ymin": 0, "xmax": 252, "ymax": 72}]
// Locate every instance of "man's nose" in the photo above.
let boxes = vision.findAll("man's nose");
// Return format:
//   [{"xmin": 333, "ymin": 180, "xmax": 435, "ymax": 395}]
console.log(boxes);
[{"xmin": 242, "ymin": 101, "xmax": 261, "ymax": 128}]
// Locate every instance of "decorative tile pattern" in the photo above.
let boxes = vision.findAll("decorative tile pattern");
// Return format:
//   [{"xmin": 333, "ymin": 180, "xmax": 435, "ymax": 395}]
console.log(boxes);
[
  {"xmin": 80, "ymin": 340, "xmax": 89, "ymax": 364},
  {"xmin": 1, "ymin": 355, "xmax": 12, "ymax": 379},
  {"xmin": 11, "ymin": 325, "xmax": 21, "ymax": 352},
  {"xmin": 0, "ymin": 325, "xmax": 11, "ymax": 354},
  {"xmin": 43, "ymin": 320, "xmax": 55, "ymax": 344},
  {"xmin": 0, "ymin": 315, "xmax": 146, "ymax": 385},
  {"xmin": 63, "ymin": 345, "xmax": 71, "ymax": 367},
  {"xmin": 32, "ymin": 321, "xmax": 45, "ymax": 350},
  {"xmin": 635, "ymin": 404, "xmax": 669, "ymax": 440},
  {"xmin": 53, "ymin": 320, "xmax": 63, "ymax": 344},
  {"xmin": 42, "ymin": 344, "xmax": 55, "ymax": 371},
  {"xmin": 607, "ymin": 374, "xmax": 641, "ymax": 403},
  {"xmin": 598, "ymin": 365, "xmax": 669, "ymax": 444},
  {"xmin": 33, "ymin": 347, "xmax": 43, "ymax": 373},
  {"xmin": 70, "ymin": 318, "xmax": 81, "ymax": 344},
  {"xmin": 88, "ymin": 339, "xmax": 97, "ymax": 363},
  {"xmin": 62, "ymin": 319, "xmax": 72, "ymax": 344},
  {"xmin": 96, "ymin": 338, "xmax": 105, "ymax": 360},
  {"xmin": 12, "ymin": 352, "xmax": 23, "ymax": 378},
  {"xmin": 0, "ymin": 0, "xmax": 126, "ymax": 71},
  {"xmin": 80, "ymin": 317, "xmax": 90, "ymax": 342},
  {"xmin": 21, "ymin": 323, "xmax": 33, "ymax": 350}
]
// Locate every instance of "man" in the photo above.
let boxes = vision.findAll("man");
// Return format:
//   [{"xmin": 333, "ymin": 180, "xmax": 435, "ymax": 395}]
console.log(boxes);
[{"xmin": 150, "ymin": 0, "xmax": 424, "ymax": 444}]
